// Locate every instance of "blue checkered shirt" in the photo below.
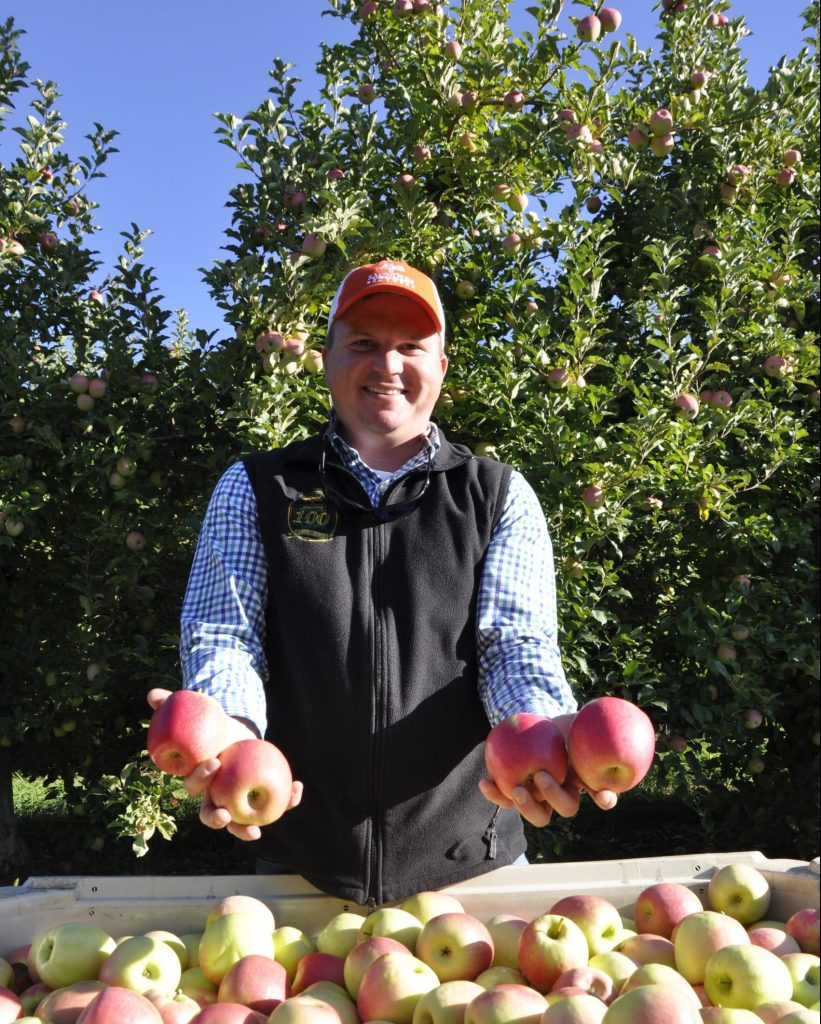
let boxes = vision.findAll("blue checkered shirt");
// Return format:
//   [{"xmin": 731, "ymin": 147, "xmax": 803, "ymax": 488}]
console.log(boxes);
[{"xmin": 180, "ymin": 425, "xmax": 576, "ymax": 736}]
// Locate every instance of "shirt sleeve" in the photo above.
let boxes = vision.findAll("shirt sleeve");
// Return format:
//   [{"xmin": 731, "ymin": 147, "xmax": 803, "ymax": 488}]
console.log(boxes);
[
  {"xmin": 477, "ymin": 468, "xmax": 577, "ymax": 725},
  {"xmin": 180, "ymin": 460, "xmax": 269, "ymax": 737}
]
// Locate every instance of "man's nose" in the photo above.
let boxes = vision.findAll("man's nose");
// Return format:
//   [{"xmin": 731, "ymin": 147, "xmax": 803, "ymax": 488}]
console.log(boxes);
[{"xmin": 373, "ymin": 347, "xmax": 403, "ymax": 373}]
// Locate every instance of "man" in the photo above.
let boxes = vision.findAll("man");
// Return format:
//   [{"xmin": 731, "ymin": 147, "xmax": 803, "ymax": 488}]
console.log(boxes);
[{"xmin": 151, "ymin": 260, "xmax": 615, "ymax": 906}]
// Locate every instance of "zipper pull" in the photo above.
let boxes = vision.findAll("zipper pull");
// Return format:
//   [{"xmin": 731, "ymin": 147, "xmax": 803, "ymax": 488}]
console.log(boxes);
[{"xmin": 483, "ymin": 808, "xmax": 500, "ymax": 860}]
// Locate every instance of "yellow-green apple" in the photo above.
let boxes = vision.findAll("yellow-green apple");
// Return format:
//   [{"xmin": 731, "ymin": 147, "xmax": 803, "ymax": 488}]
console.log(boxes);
[
  {"xmin": 316, "ymin": 913, "xmax": 367, "ymax": 958},
  {"xmin": 781, "ymin": 952, "xmax": 820, "ymax": 1006},
  {"xmin": 550, "ymin": 895, "xmax": 623, "ymax": 957},
  {"xmin": 485, "ymin": 915, "xmax": 528, "ymax": 970},
  {"xmin": 501, "ymin": 233, "xmax": 522, "ymax": 255},
  {"xmin": 484, "ymin": 713, "xmax": 568, "ymax": 801},
  {"xmin": 207, "ymin": 895, "xmax": 275, "ymax": 932},
  {"xmin": 703, "ymin": 944, "xmax": 793, "ymax": 1010},
  {"xmin": 754, "ymin": 1001, "xmax": 813, "ymax": 1023},
  {"xmin": 400, "ymin": 893, "xmax": 465, "ymax": 926},
  {"xmin": 68, "ymin": 372, "xmax": 90, "ymax": 394},
  {"xmin": 698, "ymin": 1008, "xmax": 763, "ymax": 1023},
  {"xmin": 75, "ymin": 986, "xmax": 164, "ymax": 1023},
  {"xmin": 707, "ymin": 864, "xmax": 771, "ymax": 926},
  {"xmin": 356, "ymin": 952, "xmax": 439, "ymax": 1024},
  {"xmin": 144, "ymin": 930, "xmax": 189, "ymax": 970},
  {"xmin": 99, "ymin": 935, "xmax": 182, "ymax": 995},
  {"xmin": 0, "ymin": 986, "xmax": 23, "ymax": 1022},
  {"xmin": 0, "ymin": 962, "xmax": 10, "ymax": 990},
  {"xmin": 619, "ymin": 962, "xmax": 701, "ymax": 1009},
  {"xmin": 786, "ymin": 909, "xmax": 820, "ymax": 955},
  {"xmin": 28, "ymin": 923, "xmax": 116, "ymax": 989},
  {"xmin": 344, "ymin": 937, "xmax": 412, "ymax": 999},
  {"xmin": 217, "ymin": 954, "xmax": 290, "ymax": 1014},
  {"xmin": 359, "ymin": 909, "xmax": 423, "ymax": 952},
  {"xmin": 145, "ymin": 990, "xmax": 202, "ymax": 1023},
  {"xmin": 301, "ymin": 981, "xmax": 359, "ymax": 1024},
  {"xmin": 179, "ymin": 965, "xmax": 218, "ymax": 1006},
  {"xmin": 415, "ymin": 914, "xmax": 493, "ymax": 982},
  {"xmin": 199, "ymin": 912, "xmax": 276, "ymax": 986},
  {"xmin": 207, "ymin": 738, "xmax": 294, "ymax": 826},
  {"xmin": 463, "ymin": 983, "xmax": 546, "ymax": 1024},
  {"xmin": 274, "ymin": 927, "xmax": 316, "ymax": 983},
  {"xmin": 600, "ymin": 983, "xmax": 701, "ymax": 1023},
  {"xmin": 674, "ymin": 911, "xmax": 750, "ymax": 985},
  {"xmin": 474, "ymin": 966, "xmax": 526, "ymax": 988},
  {"xmin": 616, "ymin": 934, "xmax": 676, "ymax": 968},
  {"xmin": 411, "ymin": 979, "xmax": 484, "ymax": 1024},
  {"xmin": 268, "ymin": 994, "xmax": 342, "ymax": 1024},
  {"xmin": 632, "ymin": 882, "xmax": 703, "ymax": 938},
  {"xmin": 189, "ymin": 1004, "xmax": 268, "ymax": 1022},
  {"xmin": 292, "ymin": 954, "xmax": 346, "ymax": 995},
  {"xmin": 180, "ymin": 932, "xmax": 203, "ymax": 965},
  {"xmin": 547, "ymin": 367, "xmax": 572, "ymax": 389},
  {"xmin": 585, "ymin": 951, "xmax": 637, "ymax": 991},
  {"xmin": 568, "ymin": 697, "xmax": 655, "ymax": 794},
  {"xmin": 748, "ymin": 927, "xmax": 800, "ymax": 956},
  {"xmin": 518, "ymin": 915, "xmax": 589, "ymax": 993},
  {"xmin": 550, "ymin": 966, "xmax": 616, "ymax": 1003},
  {"xmin": 146, "ymin": 690, "xmax": 231, "ymax": 777}
]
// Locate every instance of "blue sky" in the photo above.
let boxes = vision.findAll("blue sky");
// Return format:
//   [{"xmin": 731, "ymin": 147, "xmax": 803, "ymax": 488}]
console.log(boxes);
[{"xmin": 2, "ymin": 1, "xmax": 811, "ymax": 338}]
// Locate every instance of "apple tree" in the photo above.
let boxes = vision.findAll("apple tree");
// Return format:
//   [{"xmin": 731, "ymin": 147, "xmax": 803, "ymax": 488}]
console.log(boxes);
[{"xmin": 200, "ymin": 0, "xmax": 820, "ymax": 857}]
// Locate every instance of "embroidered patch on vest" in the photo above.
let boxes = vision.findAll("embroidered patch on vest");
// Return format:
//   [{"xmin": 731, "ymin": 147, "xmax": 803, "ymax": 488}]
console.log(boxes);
[{"xmin": 287, "ymin": 492, "xmax": 338, "ymax": 541}]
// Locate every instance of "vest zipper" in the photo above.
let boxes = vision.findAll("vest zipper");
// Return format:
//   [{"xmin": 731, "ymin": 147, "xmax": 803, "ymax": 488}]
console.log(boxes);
[{"xmin": 368, "ymin": 521, "xmax": 387, "ymax": 906}]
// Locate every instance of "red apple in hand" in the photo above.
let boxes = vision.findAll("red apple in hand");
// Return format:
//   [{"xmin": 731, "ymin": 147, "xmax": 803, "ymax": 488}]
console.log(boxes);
[
  {"xmin": 566, "ymin": 697, "xmax": 656, "ymax": 794},
  {"xmin": 147, "ymin": 690, "xmax": 232, "ymax": 777},
  {"xmin": 208, "ymin": 739, "xmax": 294, "ymax": 826},
  {"xmin": 484, "ymin": 713, "xmax": 569, "ymax": 799}
]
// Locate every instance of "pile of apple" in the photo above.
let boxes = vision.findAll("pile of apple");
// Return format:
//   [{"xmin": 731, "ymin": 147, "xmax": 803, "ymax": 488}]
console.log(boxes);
[{"xmin": 1, "ymin": 861, "xmax": 818, "ymax": 1024}]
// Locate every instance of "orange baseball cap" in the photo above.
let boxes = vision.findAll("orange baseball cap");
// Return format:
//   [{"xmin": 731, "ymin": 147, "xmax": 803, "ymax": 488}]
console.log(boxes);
[{"xmin": 328, "ymin": 260, "xmax": 446, "ymax": 335}]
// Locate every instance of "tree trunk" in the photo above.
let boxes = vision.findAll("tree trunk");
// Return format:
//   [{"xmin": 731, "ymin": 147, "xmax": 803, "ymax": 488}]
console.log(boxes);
[{"xmin": 0, "ymin": 748, "xmax": 31, "ymax": 886}]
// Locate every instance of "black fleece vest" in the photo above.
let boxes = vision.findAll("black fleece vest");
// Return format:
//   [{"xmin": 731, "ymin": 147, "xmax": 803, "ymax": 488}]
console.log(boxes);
[{"xmin": 241, "ymin": 430, "xmax": 526, "ymax": 905}]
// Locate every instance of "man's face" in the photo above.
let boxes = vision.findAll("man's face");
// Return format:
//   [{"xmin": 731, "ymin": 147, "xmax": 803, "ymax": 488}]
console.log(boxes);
[{"xmin": 322, "ymin": 292, "xmax": 448, "ymax": 450}]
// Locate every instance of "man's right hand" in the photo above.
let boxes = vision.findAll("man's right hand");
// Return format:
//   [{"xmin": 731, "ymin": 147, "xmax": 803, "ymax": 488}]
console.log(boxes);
[{"xmin": 146, "ymin": 688, "xmax": 302, "ymax": 842}]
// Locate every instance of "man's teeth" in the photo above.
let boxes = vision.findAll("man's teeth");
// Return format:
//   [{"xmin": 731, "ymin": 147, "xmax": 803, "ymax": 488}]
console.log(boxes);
[{"xmin": 366, "ymin": 386, "xmax": 403, "ymax": 394}]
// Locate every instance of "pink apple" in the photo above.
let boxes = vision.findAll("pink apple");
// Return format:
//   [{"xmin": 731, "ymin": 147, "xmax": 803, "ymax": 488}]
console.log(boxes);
[
  {"xmin": 0, "ymin": 985, "xmax": 23, "ymax": 1023},
  {"xmin": 691, "ymin": 70, "xmax": 710, "ymax": 89},
  {"xmin": 600, "ymin": 983, "xmax": 701, "ymax": 1023},
  {"xmin": 786, "ymin": 908, "xmax": 821, "ymax": 956},
  {"xmin": 474, "ymin": 966, "xmax": 525, "ymax": 988},
  {"xmin": 550, "ymin": 965, "xmax": 616, "ymax": 1003},
  {"xmin": 140, "ymin": 372, "xmax": 160, "ymax": 393},
  {"xmin": 444, "ymin": 40, "xmax": 462, "ymax": 60},
  {"xmin": 564, "ymin": 124, "xmax": 592, "ymax": 144},
  {"xmin": 627, "ymin": 125, "xmax": 649, "ymax": 149},
  {"xmin": 76, "ymin": 987, "xmax": 164, "ymax": 1024},
  {"xmin": 566, "ymin": 696, "xmax": 656, "ymax": 794},
  {"xmin": 518, "ymin": 915, "xmax": 589, "ymax": 994},
  {"xmin": 484, "ymin": 713, "xmax": 569, "ymax": 800},
  {"xmin": 126, "ymin": 530, "xmax": 147, "ymax": 552},
  {"xmin": 415, "ymin": 914, "xmax": 493, "ymax": 982},
  {"xmin": 357, "ymin": 84, "xmax": 377, "ymax": 104},
  {"xmin": 576, "ymin": 15, "xmax": 601, "ymax": 42},
  {"xmin": 485, "ymin": 915, "xmax": 528, "ymax": 970},
  {"xmin": 292, "ymin": 954, "xmax": 346, "ymax": 995},
  {"xmin": 301, "ymin": 981, "xmax": 358, "ymax": 1024},
  {"xmin": 674, "ymin": 393, "xmax": 700, "ymax": 419},
  {"xmin": 632, "ymin": 882, "xmax": 703, "ymax": 938},
  {"xmin": 764, "ymin": 354, "xmax": 792, "ymax": 378},
  {"xmin": 503, "ymin": 89, "xmax": 525, "ymax": 114},
  {"xmin": 649, "ymin": 133, "xmax": 675, "ymax": 157},
  {"xmin": 581, "ymin": 484, "xmax": 605, "ymax": 509},
  {"xmin": 301, "ymin": 234, "xmax": 327, "ymax": 258},
  {"xmin": 547, "ymin": 367, "xmax": 572, "ymax": 389},
  {"xmin": 502, "ymin": 233, "xmax": 522, "ymax": 255},
  {"xmin": 412, "ymin": 145, "xmax": 432, "ymax": 164},
  {"xmin": 69, "ymin": 372, "xmax": 90, "ymax": 394},
  {"xmin": 616, "ymin": 933, "xmax": 676, "ymax": 968},
  {"xmin": 344, "ymin": 938, "xmax": 412, "ymax": 999},
  {"xmin": 218, "ymin": 954, "xmax": 290, "ymax": 1013},
  {"xmin": 283, "ymin": 189, "xmax": 306, "ymax": 209},
  {"xmin": 598, "ymin": 7, "xmax": 622, "ymax": 33},
  {"xmin": 207, "ymin": 895, "xmax": 275, "ymax": 931},
  {"xmin": 550, "ymin": 895, "xmax": 623, "ymax": 957},
  {"xmin": 191, "ymin": 1005, "xmax": 268, "ymax": 1023},
  {"xmin": 649, "ymin": 108, "xmax": 674, "ymax": 136},
  {"xmin": 327, "ymin": 169, "xmax": 345, "ymax": 181},
  {"xmin": 783, "ymin": 148, "xmax": 802, "ymax": 166},
  {"xmin": 541, "ymin": 993, "xmax": 606, "ymax": 1023},
  {"xmin": 463, "ymin": 983, "xmax": 546, "ymax": 1024},
  {"xmin": 356, "ymin": 952, "xmax": 439, "ymax": 1024},
  {"xmin": 557, "ymin": 108, "xmax": 577, "ymax": 123},
  {"xmin": 146, "ymin": 689, "xmax": 231, "ymax": 777},
  {"xmin": 146, "ymin": 991, "xmax": 202, "ymax": 1024},
  {"xmin": 673, "ymin": 911, "xmax": 750, "ymax": 985},
  {"xmin": 360, "ymin": 0, "xmax": 378, "ymax": 18},
  {"xmin": 256, "ymin": 331, "xmax": 286, "ymax": 354},
  {"xmin": 207, "ymin": 738, "xmax": 293, "ymax": 826},
  {"xmin": 748, "ymin": 927, "xmax": 800, "ymax": 956}
]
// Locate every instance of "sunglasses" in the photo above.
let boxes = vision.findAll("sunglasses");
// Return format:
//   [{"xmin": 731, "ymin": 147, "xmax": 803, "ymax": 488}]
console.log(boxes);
[{"xmin": 318, "ymin": 435, "xmax": 433, "ymax": 523}]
